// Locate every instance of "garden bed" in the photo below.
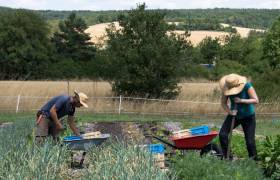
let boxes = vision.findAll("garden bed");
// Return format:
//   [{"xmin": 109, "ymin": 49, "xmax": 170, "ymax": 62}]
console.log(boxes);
[
  {"xmin": 1, "ymin": 119, "xmax": 274, "ymax": 179},
  {"xmin": 80, "ymin": 121, "xmax": 183, "ymax": 144}
]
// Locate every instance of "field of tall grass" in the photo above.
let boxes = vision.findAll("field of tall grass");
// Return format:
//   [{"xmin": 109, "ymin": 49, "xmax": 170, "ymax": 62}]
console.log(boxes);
[{"xmin": 0, "ymin": 81, "xmax": 278, "ymax": 116}]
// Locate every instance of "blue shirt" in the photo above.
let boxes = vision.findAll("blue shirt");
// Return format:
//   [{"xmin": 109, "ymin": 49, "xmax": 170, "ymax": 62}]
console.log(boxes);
[
  {"xmin": 229, "ymin": 82, "xmax": 255, "ymax": 118},
  {"xmin": 41, "ymin": 95, "xmax": 75, "ymax": 119}
]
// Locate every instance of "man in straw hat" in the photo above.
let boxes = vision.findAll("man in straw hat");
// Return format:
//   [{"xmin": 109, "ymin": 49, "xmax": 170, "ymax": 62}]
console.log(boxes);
[
  {"xmin": 35, "ymin": 91, "xmax": 89, "ymax": 142},
  {"xmin": 219, "ymin": 73, "xmax": 259, "ymax": 160}
]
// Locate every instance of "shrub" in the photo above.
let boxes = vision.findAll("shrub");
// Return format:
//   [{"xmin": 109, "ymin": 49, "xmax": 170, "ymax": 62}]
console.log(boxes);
[
  {"xmin": 211, "ymin": 59, "xmax": 246, "ymax": 80},
  {"xmin": 231, "ymin": 135, "xmax": 262, "ymax": 159},
  {"xmin": 171, "ymin": 152, "xmax": 264, "ymax": 180},
  {"xmin": 259, "ymin": 136, "xmax": 280, "ymax": 179},
  {"xmin": 254, "ymin": 70, "xmax": 280, "ymax": 101}
]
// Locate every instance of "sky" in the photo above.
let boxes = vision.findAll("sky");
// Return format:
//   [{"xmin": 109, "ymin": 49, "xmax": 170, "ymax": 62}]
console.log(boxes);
[{"xmin": 1, "ymin": 0, "xmax": 280, "ymax": 10}]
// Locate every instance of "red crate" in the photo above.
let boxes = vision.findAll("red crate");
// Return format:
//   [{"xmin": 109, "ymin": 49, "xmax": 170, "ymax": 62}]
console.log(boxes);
[{"xmin": 170, "ymin": 131, "xmax": 218, "ymax": 149}]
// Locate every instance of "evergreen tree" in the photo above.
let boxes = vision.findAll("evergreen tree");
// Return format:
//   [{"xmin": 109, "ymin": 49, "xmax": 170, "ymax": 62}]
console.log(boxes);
[{"xmin": 52, "ymin": 13, "xmax": 96, "ymax": 61}]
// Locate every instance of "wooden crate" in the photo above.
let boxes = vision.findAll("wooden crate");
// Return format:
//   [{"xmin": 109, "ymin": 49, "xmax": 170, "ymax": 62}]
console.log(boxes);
[
  {"xmin": 153, "ymin": 153, "xmax": 165, "ymax": 168},
  {"xmin": 82, "ymin": 131, "xmax": 101, "ymax": 139}
]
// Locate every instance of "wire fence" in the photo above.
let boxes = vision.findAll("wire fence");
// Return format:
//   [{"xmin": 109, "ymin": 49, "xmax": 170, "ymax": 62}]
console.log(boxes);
[{"xmin": 0, "ymin": 95, "xmax": 279, "ymax": 118}]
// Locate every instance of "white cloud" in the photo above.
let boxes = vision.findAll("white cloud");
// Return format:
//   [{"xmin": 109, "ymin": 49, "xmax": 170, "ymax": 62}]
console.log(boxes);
[{"xmin": 0, "ymin": 0, "xmax": 280, "ymax": 10}]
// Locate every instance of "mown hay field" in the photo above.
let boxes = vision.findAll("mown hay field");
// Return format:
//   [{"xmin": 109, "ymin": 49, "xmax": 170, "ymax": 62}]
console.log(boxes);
[
  {"xmin": 85, "ymin": 22, "xmax": 229, "ymax": 46},
  {"xmin": 0, "ymin": 81, "xmax": 278, "ymax": 116},
  {"xmin": 85, "ymin": 22, "xmax": 265, "ymax": 46}
]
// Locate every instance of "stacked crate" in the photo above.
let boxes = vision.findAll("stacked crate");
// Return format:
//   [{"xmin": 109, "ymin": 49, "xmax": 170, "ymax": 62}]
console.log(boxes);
[{"xmin": 172, "ymin": 125, "xmax": 210, "ymax": 138}]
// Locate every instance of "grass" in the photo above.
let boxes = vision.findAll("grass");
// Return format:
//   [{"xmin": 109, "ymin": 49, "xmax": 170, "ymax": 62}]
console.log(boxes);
[
  {"xmin": 1, "ymin": 112, "xmax": 280, "ymax": 137},
  {"xmin": 254, "ymin": 119, "xmax": 280, "ymax": 136},
  {"xmin": 0, "ymin": 81, "xmax": 278, "ymax": 115}
]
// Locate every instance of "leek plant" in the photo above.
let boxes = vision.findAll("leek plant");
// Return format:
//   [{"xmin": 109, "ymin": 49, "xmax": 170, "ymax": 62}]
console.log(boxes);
[
  {"xmin": 85, "ymin": 142, "xmax": 174, "ymax": 180},
  {"xmin": 0, "ymin": 120, "xmax": 172, "ymax": 179}
]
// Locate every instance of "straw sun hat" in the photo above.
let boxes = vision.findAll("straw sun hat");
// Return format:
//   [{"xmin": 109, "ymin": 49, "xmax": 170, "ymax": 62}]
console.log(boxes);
[
  {"xmin": 74, "ymin": 90, "xmax": 89, "ymax": 108},
  {"xmin": 219, "ymin": 74, "xmax": 247, "ymax": 96}
]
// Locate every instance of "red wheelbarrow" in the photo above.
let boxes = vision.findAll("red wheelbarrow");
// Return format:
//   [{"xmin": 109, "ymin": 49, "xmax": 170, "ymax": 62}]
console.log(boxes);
[{"xmin": 145, "ymin": 131, "xmax": 222, "ymax": 156}]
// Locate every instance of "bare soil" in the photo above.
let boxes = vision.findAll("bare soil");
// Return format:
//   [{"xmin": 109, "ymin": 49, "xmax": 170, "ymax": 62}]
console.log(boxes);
[{"xmin": 82, "ymin": 122, "xmax": 147, "ymax": 143}]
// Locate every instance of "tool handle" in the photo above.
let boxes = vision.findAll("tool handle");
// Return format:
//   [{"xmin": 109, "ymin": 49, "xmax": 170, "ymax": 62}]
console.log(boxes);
[{"xmin": 226, "ymin": 105, "xmax": 237, "ymax": 159}]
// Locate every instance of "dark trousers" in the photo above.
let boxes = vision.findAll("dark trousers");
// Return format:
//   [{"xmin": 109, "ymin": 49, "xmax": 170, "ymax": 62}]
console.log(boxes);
[{"xmin": 219, "ymin": 114, "xmax": 257, "ymax": 159}]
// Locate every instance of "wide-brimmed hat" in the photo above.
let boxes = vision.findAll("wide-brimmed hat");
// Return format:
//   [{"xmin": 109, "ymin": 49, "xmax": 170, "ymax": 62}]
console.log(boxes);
[
  {"xmin": 219, "ymin": 74, "xmax": 247, "ymax": 96},
  {"xmin": 74, "ymin": 90, "xmax": 89, "ymax": 108}
]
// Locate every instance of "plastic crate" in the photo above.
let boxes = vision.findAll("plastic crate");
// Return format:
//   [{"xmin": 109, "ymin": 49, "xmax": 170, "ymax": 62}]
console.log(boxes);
[
  {"xmin": 148, "ymin": 144, "xmax": 165, "ymax": 154},
  {"xmin": 190, "ymin": 125, "xmax": 209, "ymax": 135},
  {"xmin": 63, "ymin": 136, "xmax": 82, "ymax": 141}
]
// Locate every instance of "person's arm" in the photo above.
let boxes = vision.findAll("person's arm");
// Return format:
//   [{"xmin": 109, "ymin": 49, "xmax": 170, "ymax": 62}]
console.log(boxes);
[
  {"xmin": 68, "ymin": 115, "xmax": 80, "ymax": 136},
  {"xmin": 221, "ymin": 95, "xmax": 231, "ymax": 114},
  {"xmin": 234, "ymin": 87, "xmax": 259, "ymax": 104},
  {"xmin": 50, "ymin": 105, "xmax": 64, "ymax": 130}
]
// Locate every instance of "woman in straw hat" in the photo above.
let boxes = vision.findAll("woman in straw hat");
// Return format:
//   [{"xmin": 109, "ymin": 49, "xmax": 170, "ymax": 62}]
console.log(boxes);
[{"xmin": 219, "ymin": 74, "xmax": 259, "ymax": 160}]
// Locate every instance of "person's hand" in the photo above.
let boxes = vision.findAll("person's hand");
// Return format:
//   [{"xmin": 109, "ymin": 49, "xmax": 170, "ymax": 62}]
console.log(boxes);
[
  {"xmin": 56, "ymin": 123, "xmax": 64, "ymax": 131},
  {"xmin": 234, "ymin": 97, "xmax": 243, "ymax": 103},
  {"xmin": 229, "ymin": 110, "xmax": 237, "ymax": 116}
]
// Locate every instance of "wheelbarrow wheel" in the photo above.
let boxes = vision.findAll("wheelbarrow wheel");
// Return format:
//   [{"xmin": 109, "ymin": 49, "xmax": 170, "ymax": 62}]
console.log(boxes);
[{"xmin": 200, "ymin": 143, "xmax": 222, "ymax": 157}]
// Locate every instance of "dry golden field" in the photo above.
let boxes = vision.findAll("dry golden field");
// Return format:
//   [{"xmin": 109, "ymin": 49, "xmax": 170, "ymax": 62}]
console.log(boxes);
[
  {"xmin": 0, "ymin": 81, "xmax": 278, "ymax": 116},
  {"xmin": 85, "ymin": 22, "xmax": 121, "ymax": 45},
  {"xmin": 85, "ymin": 22, "xmax": 265, "ymax": 46},
  {"xmin": 220, "ymin": 23, "xmax": 266, "ymax": 37},
  {"xmin": 174, "ymin": 30, "xmax": 229, "ymax": 46}
]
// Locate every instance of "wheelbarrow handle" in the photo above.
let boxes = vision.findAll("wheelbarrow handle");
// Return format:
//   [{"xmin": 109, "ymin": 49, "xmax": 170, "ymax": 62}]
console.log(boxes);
[{"xmin": 144, "ymin": 133, "xmax": 177, "ymax": 149}]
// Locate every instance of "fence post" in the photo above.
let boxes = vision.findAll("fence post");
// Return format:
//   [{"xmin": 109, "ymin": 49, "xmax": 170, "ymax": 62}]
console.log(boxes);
[
  {"xmin": 118, "ymin": 95, "xmax": 122, "ymax": 114},
  {"xmin": 67, "ymin": 81, "xmax": 70, "ymax": 95},
  {"xmin": 16, "ymin": 94, "xmax": 21, "ymax": 113}
]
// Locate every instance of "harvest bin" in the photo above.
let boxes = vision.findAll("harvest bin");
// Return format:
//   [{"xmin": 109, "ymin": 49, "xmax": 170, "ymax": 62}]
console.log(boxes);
[
  {"xmin": 190, "ymin": 125, "xmax": 209, "ymax": 135},
  {"xmin": 148, "ymin": 144, "xmax": 165, "ymax": 154}
]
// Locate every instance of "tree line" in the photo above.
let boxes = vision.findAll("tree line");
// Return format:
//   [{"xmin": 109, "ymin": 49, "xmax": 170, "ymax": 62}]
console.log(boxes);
[
  {"xmin": 0, "ymin": 4, "xmax": 279, "ymax": 100},
  {"xmin": 39, "ymin": 8, "xmax": 280, "ymax": 29},
  {"xmin": 1, "ymin": 6, "xmax": 280, "ymax": 29}
]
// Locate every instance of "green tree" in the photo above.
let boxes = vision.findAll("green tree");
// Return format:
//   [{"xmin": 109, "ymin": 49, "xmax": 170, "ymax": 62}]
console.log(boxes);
[
  {"xmin": 212, "ymin": 59, "xmax": 246, "ymax": 80},
  {"xmin": 198, "ymin": 37, "xmax": 221, "ymax": 64},
  {"xmin": 103, "ymin": 4, "xmax": 190, "ymax": 98},
  {"xmin": 52, "ymin": 13, "xmax": 96, "ymax": 61},
  {"xmin": 242, "ymin": 32, "xmax": 268, "ymax": 76},
  {"xmin": 222, "ymin": 34, "xmax": 244, "ymax": 62},
  {"xmin": 263, "ymin": 17, "xmax": 280, "ymax": 70},
  {"xmin": 254, "ymin": 70, "xmax": 280, "ymax": 101},
  {"xmin": 0, "ymin": 10, "xmax": 52, "ymax": 79}
]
